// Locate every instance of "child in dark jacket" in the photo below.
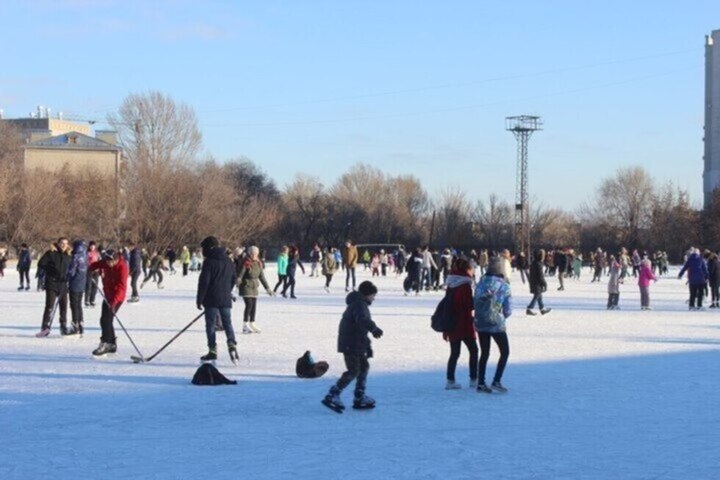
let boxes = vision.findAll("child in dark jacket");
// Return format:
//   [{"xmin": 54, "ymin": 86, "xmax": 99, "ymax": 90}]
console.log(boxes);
[{"xmin": 322, "ymin": 281, "xmax": 383, "ymax": 413}]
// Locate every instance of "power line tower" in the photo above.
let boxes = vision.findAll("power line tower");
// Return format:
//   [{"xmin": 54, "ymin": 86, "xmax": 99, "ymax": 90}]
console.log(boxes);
[{"xmin": 505, "ymin": 115, "xmax": 542, "ymax": 259}]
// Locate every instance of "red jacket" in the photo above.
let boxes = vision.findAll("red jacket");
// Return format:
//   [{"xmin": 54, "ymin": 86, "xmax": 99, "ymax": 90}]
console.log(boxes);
[
  {"xmin": 443, "ymin": 270, "xmax": 475, "ymax": 342},
  {"xmin": 89, "ymin": 258, "xmax": 128, "ymax": 309}
]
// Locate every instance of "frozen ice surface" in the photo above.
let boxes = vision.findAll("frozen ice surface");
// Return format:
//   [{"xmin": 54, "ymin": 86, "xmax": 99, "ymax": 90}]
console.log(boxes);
[{"xmin": 1, "ymin": 265, "xmax": 719, "ymax": 479}]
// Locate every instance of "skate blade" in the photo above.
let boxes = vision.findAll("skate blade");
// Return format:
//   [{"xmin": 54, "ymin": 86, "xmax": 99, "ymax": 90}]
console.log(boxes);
[
  {"xmin": 321, "ymin": 399, "xmax": 344, "ymax": 414},
  {"xmin": 91, "ymin": 353, "xmax": 117, "ymax": 359},
  {"xmin": 130, "ymin": 355, "xmax": 145, "ymax": 363},
  {"xmin": 352, "ymin": 404, "xmax": 376, "ymax": 410}
]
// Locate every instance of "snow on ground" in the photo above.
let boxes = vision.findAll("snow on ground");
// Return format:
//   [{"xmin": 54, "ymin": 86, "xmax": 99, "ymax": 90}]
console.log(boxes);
[{"xmin": 1, "ymin": 264, "xmax": 719, "ymax": 479}]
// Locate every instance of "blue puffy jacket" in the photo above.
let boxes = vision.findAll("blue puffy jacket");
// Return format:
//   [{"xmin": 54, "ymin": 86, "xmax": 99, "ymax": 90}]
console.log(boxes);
[
  {"xmin": 678, "ymin": 253, "xmax": 708, "ymax": 286},
  {"xmin": 474, "ymin": 274, "xmax": 512, "ymax": 333},
  {"xmin": 67, "ymin": 240, "xmax": 88, "ymax": 293},
  {"xmin": 18, "ymin": 249, "xmax": 31, "ymax": 269}
]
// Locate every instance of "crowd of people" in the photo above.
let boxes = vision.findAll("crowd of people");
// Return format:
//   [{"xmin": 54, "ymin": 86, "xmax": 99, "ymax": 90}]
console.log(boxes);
[{"xmin": 2, "ymin": 236, "xmax": 719, "ymax": 410}]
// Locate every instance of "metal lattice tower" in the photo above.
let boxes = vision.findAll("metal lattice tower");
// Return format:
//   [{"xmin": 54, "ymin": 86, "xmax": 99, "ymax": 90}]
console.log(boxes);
[{"xmin": 506, "ymin": 115, "xmax": 542, "ymax": 259}]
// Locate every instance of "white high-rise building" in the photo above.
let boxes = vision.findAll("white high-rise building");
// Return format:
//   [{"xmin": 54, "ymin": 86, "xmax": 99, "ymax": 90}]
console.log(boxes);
[{"xmin": 704, "ymin": 29, "xmax": 720, "ymax": 208}]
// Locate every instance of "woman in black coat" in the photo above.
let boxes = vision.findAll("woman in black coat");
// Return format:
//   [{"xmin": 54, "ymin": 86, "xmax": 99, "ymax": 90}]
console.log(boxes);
[{"xmin": 527, "ymin": 249, "xmax": 551, "ymax": 316}]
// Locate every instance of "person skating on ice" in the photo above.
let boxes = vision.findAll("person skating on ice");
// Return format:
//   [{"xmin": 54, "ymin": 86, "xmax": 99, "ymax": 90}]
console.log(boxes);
[
  {"xmin": 88, "ymin": 249, "xmax": 129, "ymax": 356},
  {"xmin": 236, "ymin": 245, "xmax": 273, "ymax": 334},
  {"xmin": 196, "ymin": 236, "xmax": 238, "ymax": 363},
  {"xmin": 322, "ymin": 281, "xmax": 383, "ymax": 413},
  {"xmin": 35, "ymin": 238, "xmax": 72, "ymax": 337}
]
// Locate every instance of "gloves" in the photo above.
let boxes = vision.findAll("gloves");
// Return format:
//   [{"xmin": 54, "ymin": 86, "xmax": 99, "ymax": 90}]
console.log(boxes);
[
  {"xmin": 372, "ymin": 328, "xmax": 383, "ymax": 339},
  {"xmin": 197, "ymin": 303, "xmax": 203, "ymax": 311}
]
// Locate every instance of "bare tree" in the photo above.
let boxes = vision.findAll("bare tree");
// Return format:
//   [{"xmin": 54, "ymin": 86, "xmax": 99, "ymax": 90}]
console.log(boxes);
[
  {"xmin": 108, "ymin": 90, "xmax": 202, "ymax": 170},
  {"xmin": 581, "ymin": 166, "xmax": 655, "ymax": 247},
  {"xmin": 473, "ymin": 194, "xmax": 513, "ymax": 249},
  {"xmin": 433, "ymin": 187, "xmax": 474, "ymax": 246}
]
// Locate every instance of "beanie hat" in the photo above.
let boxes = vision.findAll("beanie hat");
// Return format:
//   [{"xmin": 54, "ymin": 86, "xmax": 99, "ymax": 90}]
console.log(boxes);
[
  {"xmin": 358, "ymin": 281, "xmax": 378, "ymax": 296},
  {"xmin": 102, "ymin": 249, "xmax": 116, "ymax": 260},
  {"xmin": 486, "ymin": 256, "xmax": 504, "ymax": 276}
]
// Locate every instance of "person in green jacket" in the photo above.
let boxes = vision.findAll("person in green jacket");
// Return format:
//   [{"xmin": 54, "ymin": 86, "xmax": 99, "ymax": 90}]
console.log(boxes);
[
  {"xmin": 322, "ymin": 247, "xmax": 338, "ymax": 293},
  {"xmin": 362, "ymin": 249, "xmax": 371, "ymax": 270},
  {"xmin": 238, "ymin": 245, "xmax": 273, "ymax": 333},
  {"xmin": 180, "ymin": 245, "xmax": 191, "ymax": 276},
  {"xmin": 273, "ymin": 245, "xmax": 289, "ymax": 294}
]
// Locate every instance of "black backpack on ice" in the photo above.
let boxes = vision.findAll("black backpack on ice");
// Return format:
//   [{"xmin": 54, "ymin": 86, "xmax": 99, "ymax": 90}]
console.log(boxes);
[
  {"xmin": 191, "ymin": 363, "xmax": 237, "ymax": 386},
  {"xmin": 431, "ymin": 290, "xmax": 456, "ymax": 332},
  {"xmin": 296, "ymin": 351, "xmax": 329, "ymax": 379}
]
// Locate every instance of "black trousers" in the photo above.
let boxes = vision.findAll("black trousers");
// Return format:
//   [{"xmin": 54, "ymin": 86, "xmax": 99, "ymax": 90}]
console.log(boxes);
[
  {"xmin": 183, "ymin": 263, "xmax": 189, "ymax": 276},
  {"xmin": 18, "ymin": 267, "xmax": 30, "ymax": 287},
  {"xmin": 243, "ymin": 297, "xmax": 257, "ymax": 323},
  {"xmin": 69, "ymin": 291, "xmax": 84, "ymax": 327},
  {"xmin": 333, "ymin": 353, "xmax": 370, "ymax": 397},
  {"xmin": 282, "ymin": 274, "xmax": 296, "ymax": 296},
  {"xmin": 100, "ymin": 302, "xmax": 121, "ymax": 344},
  {"xmin": 607, "ymin": 293, "xmax": 619, "ymax": 308},
  {"xmin": 711, "ymin": 281, "xmax": 720, "ymax": 304},
  {"xmin": 42, "ymin": 287, "xmax": 68, "ymax": 329},
  {"xmin": 85, "ymin": 272, "xmax": 99, "ymax": 304},
  {"xmin": 273, "ymin": 274, "xmax": 287, "ymax": 292},
  {"xmin": 689, "ymin": 284, "xmax": 705, "ymax": 308},
  {"xmin": 478, "ymin": 332, "xmax": 510, "ymax": 385},
  {"xmin": 447, "ymin": 337, "xmax": 478, "ymax": 381},
  {"xmin": 130, "ymin": 270, "xmax": 140, "ymax": 298},
  {"xmin": 324, "ymin": 273, "xmax": 333, "ymax": 287}
]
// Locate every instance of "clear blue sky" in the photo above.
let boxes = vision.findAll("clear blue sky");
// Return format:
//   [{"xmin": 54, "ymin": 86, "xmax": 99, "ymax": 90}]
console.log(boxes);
[{"xmin": 1, "ymin": 0, "xmax": 716, "ymax": 209}]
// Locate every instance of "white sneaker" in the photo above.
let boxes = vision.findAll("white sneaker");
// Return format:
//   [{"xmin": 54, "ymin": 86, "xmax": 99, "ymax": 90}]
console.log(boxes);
[
  {"xmin": 249, "ymin": 323, "xmax": 261, "ymax": 333},
  {"xmin": 445, "ymin": 380, "xmax": 462, "ymax": 390},
  {"xmin": 242, "ymin": 323, "xmax": 252, "ymax": 334}
]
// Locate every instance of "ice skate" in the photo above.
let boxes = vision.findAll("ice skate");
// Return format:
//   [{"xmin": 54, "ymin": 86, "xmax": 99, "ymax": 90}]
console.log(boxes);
[
  {"xmin": 322, "ymin": 391, "xmax": 345, "ymax": 413},
  {"xmin": 242, "ymin": 323, "xmax": 252, "ymax": 334},
  {"xmin": 35, "ymin": 327, "xmax": 51, "ymax": 338},
  {"xmin": 228, "ymin": 342, "xmax": 239, "ymax": 364},
  {"xmin": 445, "ymin": 380, "xmax": 462, "ymax": 390},
  {"xmin": 352, "ymin": 394, "xmax": 376, "ymax": 410},
  {"xmin": 491, "ymin": 381, "xmax": 508, "ymax": 393},
  {"xmin": 92, "ymin": 342, "xmax": 116, "ymax": 357},
  {"xmin": 469, "ymin": 378, "xmax": 478, "ymax": 389},
  {"xmin": 200, "ymin": 349, "xmax": 217, "ymax": 362},
  {"xmin": 540, "ymin": 308, "xmax": 552, "ymax": 315},
  {"xmin": 248, "ymin": 323, "xmax": 261, "ymax": 333},
  {"xmin": 526, "ymin": 309, "xmax": 537, "ymax": 316},
  {"xmin": 477, "ymin": 383, "xmax": 492, "ymax": 394}
]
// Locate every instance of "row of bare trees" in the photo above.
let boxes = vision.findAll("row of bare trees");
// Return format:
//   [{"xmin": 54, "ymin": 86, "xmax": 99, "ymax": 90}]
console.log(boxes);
[{"xmin": 0, "ymin": 90, "xmax": 716, "ymax": 263}]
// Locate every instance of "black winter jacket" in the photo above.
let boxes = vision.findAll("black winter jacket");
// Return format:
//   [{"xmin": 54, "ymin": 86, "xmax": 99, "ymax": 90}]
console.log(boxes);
[
  {"xmin": 708, "ymin": 257, "xmax": 720, "ymax": 285},
  {"xmin": 37, "ymin": 249, "xmax": 72, "ymax": 293},
  {"xmin": 528, "ymin": 259, "xmax": 547, "ymax": 295},
  {"xmin": 337, "ymin": 291, "xmax": 379, "ymax": 357},
  {"xmin": 196, "ymin": 247, "xmax": 237, "ymax": 308}
]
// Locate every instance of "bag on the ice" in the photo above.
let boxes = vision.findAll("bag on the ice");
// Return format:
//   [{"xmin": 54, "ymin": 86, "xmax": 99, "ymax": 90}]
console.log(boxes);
[
  {"xmin": 473, "ymin": 287, "xmax": 504, "ymax": 329},
  {"xmin": 296, "ymin": 350, "xmax": 329, "ymax": 378},
  {"xmin": 191, "ymin": 363, "xmax": 237, "ymax": 386},
  {"xmin": 431, "ymin": 290, "xmax": 456, "ymax": 332}
]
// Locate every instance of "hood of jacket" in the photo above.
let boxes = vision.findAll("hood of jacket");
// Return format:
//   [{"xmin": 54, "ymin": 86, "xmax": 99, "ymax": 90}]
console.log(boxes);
[
  {"xmin": 72, "ymin": 240, "xmax": 86, "ymax": 256},
  {"xmin": 345, "ymin": 290, "xmax": 368, "ymax": 306},
  {"xmin": 446, "ymin": 273, "xmax": 473, "ymax": 289}
]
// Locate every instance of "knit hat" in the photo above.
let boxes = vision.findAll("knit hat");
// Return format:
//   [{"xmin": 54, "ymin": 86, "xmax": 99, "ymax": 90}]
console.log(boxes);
[
  {"xmin": 102, "ymin": 249, "xmax": 116, "ymax": 260},
  {"xmin": 486, "ymin": 256, "xmax": 504, "ymax": 276},
  {"xmin": 358, "ymin": 281, "xmax": 378, "ymax": 296}
]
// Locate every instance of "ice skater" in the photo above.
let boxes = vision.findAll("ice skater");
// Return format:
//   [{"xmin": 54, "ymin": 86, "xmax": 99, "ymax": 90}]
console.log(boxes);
[
  {"xmin": 88, "ymin": 250, "xmax": 128, "ymax": 356},
  {"xmin": 322, "ymin": 281, "xmax": 383, "ymax": 413}
]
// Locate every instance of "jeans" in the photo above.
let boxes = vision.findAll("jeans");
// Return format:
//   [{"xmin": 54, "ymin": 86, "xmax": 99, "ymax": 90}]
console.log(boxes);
[
  {"xmin": 421, "ymin": 266, "xmax": 431, "ymax": 289},
  {"xmin": 282, "ymin": 274, "xmax": 296, "ymax": 296},
  {"xmin": 711, "ymin": 281, "xmax": 720, "ymax": 304},
  {"xmin": 447, "ymin": 337, "xmax": 478, "ymax": 381},
  {"xmin": 478, "ymin": 332, "xmax": 509, "ymax": 384},
  {"xmin": 607, "ymin": 293, "xmax": 619, "ymax": 308},
  {"xmin": 527, "ymin": 293, "xmax": 545, "ymax": 310},
  {"xmin": 204, "ymin": 307, "xmax": 236, "ymax": 349},
  {"xmin": 85, "ymin": 271, "xmax": 99, "ymax": 305},
  {"xmin": 333, "ymin": 353, "xmax": 369, "ymax": 397}
]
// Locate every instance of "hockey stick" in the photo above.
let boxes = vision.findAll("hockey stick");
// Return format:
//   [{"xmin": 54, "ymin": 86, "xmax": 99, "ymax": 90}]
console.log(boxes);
[
  {"xmin": 130, "ymin": 311, "xmax": 204, "ymax": 364},
  {"xmin": 92, "ymin": 278, "xmax": 145, "ymax": 360}
]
